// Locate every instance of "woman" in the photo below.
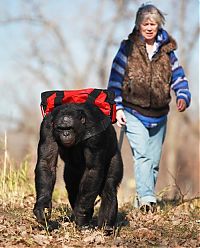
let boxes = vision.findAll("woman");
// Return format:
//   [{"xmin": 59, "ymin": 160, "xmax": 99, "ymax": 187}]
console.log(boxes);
[{"xmin": 107, "ymin": 4, "xmax": 191, "ymax": 213}]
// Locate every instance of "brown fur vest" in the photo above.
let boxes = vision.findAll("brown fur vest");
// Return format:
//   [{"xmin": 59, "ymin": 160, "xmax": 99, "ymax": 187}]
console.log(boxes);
[{"xmin": 122, "ymin": 30, "xmax": 177, "ymax": 117}]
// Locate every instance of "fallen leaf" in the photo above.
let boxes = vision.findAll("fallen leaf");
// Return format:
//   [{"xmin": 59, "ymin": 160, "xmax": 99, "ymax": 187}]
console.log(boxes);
[{"xmin": 32, "ymin": 234, "xmax": 51, "ymax": 246}]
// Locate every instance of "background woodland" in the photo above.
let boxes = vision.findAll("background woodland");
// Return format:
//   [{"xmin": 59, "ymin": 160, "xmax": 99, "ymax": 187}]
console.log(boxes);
[{"xmin": 0, "ymin": 0, "xmax": 199, "ymax": 202}]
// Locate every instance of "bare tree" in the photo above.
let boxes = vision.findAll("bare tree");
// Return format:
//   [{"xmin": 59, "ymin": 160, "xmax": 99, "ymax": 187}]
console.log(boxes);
[
  {"xmin": 0, "ymin": 0, "xmax": 137, "ymax": 157},
  {"xmin": 0, "ymin": 0, "xmax": 199, "ymax": 199}
]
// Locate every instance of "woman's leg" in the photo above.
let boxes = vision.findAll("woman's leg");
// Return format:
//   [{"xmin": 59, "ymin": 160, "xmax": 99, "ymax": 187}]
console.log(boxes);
[
  {"xmin": 148, "ymin": 121, "xmax": 167, "ymax": 186},
  {"xmin": 124, "ymin": 110, "xmax": 167, "ymax": 207}
]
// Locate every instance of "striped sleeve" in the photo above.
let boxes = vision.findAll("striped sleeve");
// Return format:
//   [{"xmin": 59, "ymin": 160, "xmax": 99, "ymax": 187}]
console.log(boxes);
[
  {"xmin": 169, "ymin": 51, "xmax": 191, "ymax": 107},
  {"xmin": 107, "ymin": 41, "xmax": 128, "ymax": 110}
]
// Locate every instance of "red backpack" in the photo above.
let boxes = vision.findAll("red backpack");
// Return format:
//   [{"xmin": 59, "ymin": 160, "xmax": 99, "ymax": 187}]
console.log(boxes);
[{"xmin": 40, "ymin": 88, "xmax": 117, "ymax": 123}]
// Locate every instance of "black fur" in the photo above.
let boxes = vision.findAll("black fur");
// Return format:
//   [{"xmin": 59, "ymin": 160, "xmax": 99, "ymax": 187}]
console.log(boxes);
[{"xmin": 33, "ymin": 103, "xmax": 123, "ymax": 229}]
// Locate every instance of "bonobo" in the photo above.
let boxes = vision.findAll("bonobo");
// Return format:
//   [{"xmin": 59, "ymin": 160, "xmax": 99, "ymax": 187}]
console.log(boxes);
[{"xmin": 33, "ymin": 102, "xmax": 123, "ymax": 229}]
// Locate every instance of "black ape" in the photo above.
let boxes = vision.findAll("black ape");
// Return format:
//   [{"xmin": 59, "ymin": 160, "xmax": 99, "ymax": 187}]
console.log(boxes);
[{"xmin": 33, "ymin": 102, "xmax": 123, "ymax": 229}]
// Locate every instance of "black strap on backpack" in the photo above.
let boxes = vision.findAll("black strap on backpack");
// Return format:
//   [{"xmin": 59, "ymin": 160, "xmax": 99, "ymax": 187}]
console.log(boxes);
[{"xmin": 54, "ymin": 91, "xmax": 65, "ymax": 108}]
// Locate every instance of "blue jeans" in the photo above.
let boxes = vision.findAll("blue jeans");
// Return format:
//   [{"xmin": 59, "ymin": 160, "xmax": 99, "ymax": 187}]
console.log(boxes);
[{"xmin": 124, "ymin": 110, "xmax": 167, "ymax": 207}]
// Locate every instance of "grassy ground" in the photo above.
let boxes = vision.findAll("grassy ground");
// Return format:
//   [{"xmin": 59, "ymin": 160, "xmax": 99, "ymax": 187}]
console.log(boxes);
[
  {"xmin": 0, "ymin": 197, "xmax": 199, "ymax": 247},
  {"xmin": 0, "ymin": 158, "xmax": 199, "ymax": 247}
]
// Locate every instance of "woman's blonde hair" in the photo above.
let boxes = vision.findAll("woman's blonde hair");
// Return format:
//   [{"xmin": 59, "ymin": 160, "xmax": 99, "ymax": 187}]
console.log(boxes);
[{"xmin": 135, "ymin": 4, "xmax": 165, "ymax": 29}]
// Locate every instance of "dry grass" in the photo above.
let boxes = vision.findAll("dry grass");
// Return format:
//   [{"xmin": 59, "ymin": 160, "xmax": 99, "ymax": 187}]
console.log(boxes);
[
  {"xmin": 0, "ymin": 134, "xmax": 199, "ymax": 247},
  {"xmin": 0, "ymin": 194, "xmax": 199, "ymax": 247}
]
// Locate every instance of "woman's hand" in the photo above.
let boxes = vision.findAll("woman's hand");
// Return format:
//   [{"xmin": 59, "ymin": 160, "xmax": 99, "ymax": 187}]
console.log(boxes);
[
  {"xmin": 116, "ymin": 109, "xmax": 127, "ymax": 127},
  {"xmin": 177, "ymin": 99, "xmax": 187, "ymax": 112}
]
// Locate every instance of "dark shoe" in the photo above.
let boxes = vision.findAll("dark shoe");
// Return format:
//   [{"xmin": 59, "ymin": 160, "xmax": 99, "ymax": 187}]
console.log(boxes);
[
  {"xmin": 150, "ymin": 202, "xmax": 157, "ymax": 213},
  {"xmin": 139, "ymin": 202, "xmax": 157, "ymax": 214},
  {"xmin": 103, "ymin": 225, "xmax": 114, "ymax": 236}
]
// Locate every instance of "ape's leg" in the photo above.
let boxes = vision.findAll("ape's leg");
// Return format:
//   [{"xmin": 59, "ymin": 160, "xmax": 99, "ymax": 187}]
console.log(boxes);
[
  {"xmin": 62, "ymin": 142, "xmax": 104, "ymax": 227},
  {"xmin": 63, "ymin": 148, "xmax": 95, "ymax": 224},
  {"xmin": 73, "ymin": 167, "xmax": 103, "ymax": 226},
  {"xmin": 33, "ymin": 118, "xmax": 59, "ymax": 224},
  {"xmin": 65, "ymin": 177, "xmax": 95, "ymax": 220},
  {"xmin": 98, "ymin": 151, "xmax": 123, "ymax": 228},
  {"xmin": 98, "ymin": 179, "xmax": 118, "ymax": 228},
  {"xmin": 64, "ymin": 164, "xmax": 82, "ymax": 210}
]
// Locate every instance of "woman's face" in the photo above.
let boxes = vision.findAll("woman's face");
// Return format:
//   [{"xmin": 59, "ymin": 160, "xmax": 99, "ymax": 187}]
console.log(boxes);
[{"xmin": 139, "ymin": 18, "xmax": 159, "ymax": 43}]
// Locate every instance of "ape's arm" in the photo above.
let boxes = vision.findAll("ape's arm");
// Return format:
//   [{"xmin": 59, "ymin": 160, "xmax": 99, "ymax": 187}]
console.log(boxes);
[{"xmin": 33, "ymin": 116, "xmax": 58, "ymax": 224}]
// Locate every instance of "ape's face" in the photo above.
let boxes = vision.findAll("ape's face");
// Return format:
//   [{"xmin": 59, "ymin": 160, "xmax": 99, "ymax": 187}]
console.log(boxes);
[{"xmin": 53, "ymin": 109, "xmax": 86, "ymax": 147}]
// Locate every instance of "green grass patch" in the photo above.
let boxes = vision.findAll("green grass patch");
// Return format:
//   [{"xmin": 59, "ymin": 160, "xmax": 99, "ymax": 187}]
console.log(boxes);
[{"xmin": 0, "ymin": 156, "xmax": 34, "ymax": 209}]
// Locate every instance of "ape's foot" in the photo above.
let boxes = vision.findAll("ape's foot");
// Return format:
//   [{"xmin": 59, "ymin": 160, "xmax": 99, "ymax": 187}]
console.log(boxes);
[
  {"xmin": 75, "ymin": 214, "xmax": 91, "ymax": 227},
  {"xmin": 45, "ymin": 220, "xmax": 61, "ymax": 231},
  {"xmin": 77, "ymin": 224, "xmax": 93, "ymax": 233}
]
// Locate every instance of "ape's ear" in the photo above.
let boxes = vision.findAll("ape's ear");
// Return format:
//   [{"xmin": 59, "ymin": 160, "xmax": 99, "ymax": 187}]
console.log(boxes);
[{"xmin": 79, "ymin": 110, "xmax": 86, "ymax": 124}]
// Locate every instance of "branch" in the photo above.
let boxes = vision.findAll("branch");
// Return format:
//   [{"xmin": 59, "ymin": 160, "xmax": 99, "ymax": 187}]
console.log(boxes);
[
  {"xmin": 0, "ymin": 15, "xmax": 78, "ymax": 76},
  {"xmin": 167, "ymin": 169, "xmax": 190, "ymax": 203}
]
